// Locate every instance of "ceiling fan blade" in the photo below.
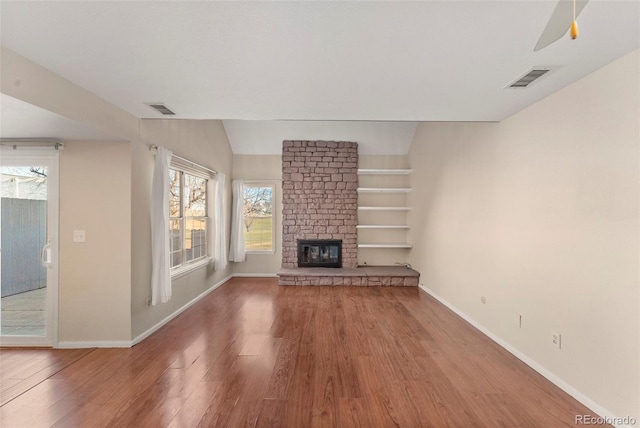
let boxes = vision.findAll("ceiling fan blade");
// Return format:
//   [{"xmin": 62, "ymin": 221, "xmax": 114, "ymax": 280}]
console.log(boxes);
[{"xmin": 534, "ymin": 0, "xmax": 590, "ymax": 52}]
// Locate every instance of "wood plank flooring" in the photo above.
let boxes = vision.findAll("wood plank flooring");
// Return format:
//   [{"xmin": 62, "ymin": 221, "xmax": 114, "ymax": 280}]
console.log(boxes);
[{"xmin": 0, "ymin": 278, "xmax": 608, "ymax": 427}]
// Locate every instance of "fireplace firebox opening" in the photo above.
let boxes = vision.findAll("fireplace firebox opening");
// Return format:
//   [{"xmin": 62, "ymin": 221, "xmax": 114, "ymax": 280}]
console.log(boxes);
[{"xmin": 297, "ymin": 239, "xmax": 342, "ymax": 268}]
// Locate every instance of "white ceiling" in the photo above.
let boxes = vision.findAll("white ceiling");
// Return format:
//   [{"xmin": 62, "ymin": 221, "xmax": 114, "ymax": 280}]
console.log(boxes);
[
  {"xmin": 0, "ymin": 94, "xmax": 122, "ymax": 142},
  {"xmin": 0, "ymin": 1, "xmax": 638, "ymax": 153}
]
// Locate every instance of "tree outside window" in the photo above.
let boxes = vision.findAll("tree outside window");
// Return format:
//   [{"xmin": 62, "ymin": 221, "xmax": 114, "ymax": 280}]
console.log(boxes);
[
  {"xmin": 169, "ymin": 169, "xmax": 208, "ymax": 268},
  {"xmin": 243, "ymin": 185, "xmax": 273, "ymax": 251}
]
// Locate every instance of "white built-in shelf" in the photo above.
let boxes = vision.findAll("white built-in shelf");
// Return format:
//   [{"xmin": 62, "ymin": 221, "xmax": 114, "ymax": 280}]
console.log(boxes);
[
  {"xmin": 357, "ymin": 169, "xmax": 413, "ymax": 175},
  {"xmin": 358, "ymin": 206, "xmax": 410, "ymax": 211},
  {"xmin": 357, "ymin": 168, "xmax": 412, "ymax": 254},
  {"xmin": 357, "ymin": 188, "xmax": 412, "ymax": 193},
  {"xmin": 358, "ymin": 243, "xmax": 413, "ymax": 249},
  {"xmin": 357, "ymin": 225, "xmax": 410, "ymax": 229}
]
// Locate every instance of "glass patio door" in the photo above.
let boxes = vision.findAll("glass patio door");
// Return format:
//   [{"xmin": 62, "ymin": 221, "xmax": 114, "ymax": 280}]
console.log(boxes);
[{"xmin": 0, "ymin": 148, "xmax": 59, "ymax": 346}]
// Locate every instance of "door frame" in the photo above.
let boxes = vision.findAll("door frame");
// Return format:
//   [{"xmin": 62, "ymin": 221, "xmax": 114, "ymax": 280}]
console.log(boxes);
[{"xmin": 0, "ymin": 147, "xmax": 59, "ymax": 347}]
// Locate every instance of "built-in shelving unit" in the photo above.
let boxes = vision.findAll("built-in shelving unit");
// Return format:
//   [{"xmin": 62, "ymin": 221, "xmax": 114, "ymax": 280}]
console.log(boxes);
[
  {"xmin": 357, "ymin": 168, "xmax": 412, "ymax": 253},
  {"xmin": 358, "ymin": 169, "xmax": 413, "ymax": 175},
  {"xmin": 357, "ymin": 188, "xmax": 412, "ymax": 193},
  {"xmin": 356, "ymin": 225, "xmax": 410, "ymax": 229},
  {"xmin": 358, "ymin": 243, "xmax": 413, "ymax": 249},
  {"xmin": 358, "ymin": 206, "xmax": 410, "ymax": 211}
]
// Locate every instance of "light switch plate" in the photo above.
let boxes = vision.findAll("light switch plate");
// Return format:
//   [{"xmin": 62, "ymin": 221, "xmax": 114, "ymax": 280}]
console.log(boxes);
[{"xmin": 73, "ymin": 230, "xmax": 86, "ymax": 243}]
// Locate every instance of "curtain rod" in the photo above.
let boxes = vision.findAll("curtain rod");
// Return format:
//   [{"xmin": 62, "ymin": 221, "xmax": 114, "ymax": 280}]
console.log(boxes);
[
  {"xmin": 0, "ymin": 139, "xmax": 64, "ymax": 150},
  {"xmin": 148, "ymin": 144, "xmax": 217, "ymax": 176}
]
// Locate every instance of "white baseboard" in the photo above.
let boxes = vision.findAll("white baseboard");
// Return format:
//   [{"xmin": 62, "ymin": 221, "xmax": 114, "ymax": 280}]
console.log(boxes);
[
  {"xmin": 232, "ymin": 273, "xmax": 278, "ymax": 278},
  {"xmin": 57, "ymin": 340, "xmax": 131, "ymax": 349},
  {"xmin": 418, "ymin": 284, "xmax": 627, "ymax": 427},
  {"xmin": 131, "ymin": 274, "xmax": 233, "ymax": 346},
  {"xmin": 1, "ymin": 338, "xmax": 54, "ymax": 347}
]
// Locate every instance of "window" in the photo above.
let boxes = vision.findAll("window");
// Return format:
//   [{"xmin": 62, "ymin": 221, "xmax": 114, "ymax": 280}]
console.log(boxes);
[
  {"xmin": 243, "ymin": 183, "xmax": 274, "ymax": 252},
  {"xmin": 169, "ymin": 168, "xmax": 208, "ymax": 269}
]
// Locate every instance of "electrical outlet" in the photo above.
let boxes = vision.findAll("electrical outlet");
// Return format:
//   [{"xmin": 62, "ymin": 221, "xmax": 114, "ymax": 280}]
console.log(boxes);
[
  {"xmin": 481, "ymin": 296, "xmax": 487, "ymax": 304},
  {"xmin": 515, "ymin": 313, "xmax": 522, "ymax": 329},
  {"xmin": 146, "ymin": 298, "xmax": 152, "ymax": 307},
  {"xmin": 552, "ymin": 332, "xmax": 562, "ymax": 349}
]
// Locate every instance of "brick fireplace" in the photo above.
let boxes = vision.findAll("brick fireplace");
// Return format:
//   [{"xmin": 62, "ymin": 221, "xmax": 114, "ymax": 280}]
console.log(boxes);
[
  {"xmin": 279, "ymin": 140, "xmax": 420, "ymax": 287},
  {"xmin": 281, "ymin": 140, "xmax": 358, "ymax": 269}
]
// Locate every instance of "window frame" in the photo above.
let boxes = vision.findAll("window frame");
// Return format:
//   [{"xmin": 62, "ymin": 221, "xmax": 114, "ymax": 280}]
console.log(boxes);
[
  {"xmin": 243, "ymin": 181, "xmax": 276, "ymax": 255},
  {"xmin": 169, "ymin": 162, "xmax": 213, "ymax": 278}
]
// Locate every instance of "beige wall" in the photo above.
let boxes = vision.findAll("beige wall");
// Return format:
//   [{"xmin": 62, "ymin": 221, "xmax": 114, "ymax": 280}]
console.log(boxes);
[
  {"xmin": 231, "ymin": 154, "xmax": 282, "ymax": 275},
  {"xmin": 408, "ymin": 50, "xmax": 639, "ymax": 419},
  {"xmin": 59, "ymin": 141, "xmax": 132, "ymax": 343},
  {"xmin": 2, "ymin": 48, "xmax": 237, "ymax": 342},
  {"xmin": 3, "ymin": 46, "xmax": 140, "ymax": 344},
  {"xmin": 131, "ymin": 119, "xmax": 234, "ymax": 339}
]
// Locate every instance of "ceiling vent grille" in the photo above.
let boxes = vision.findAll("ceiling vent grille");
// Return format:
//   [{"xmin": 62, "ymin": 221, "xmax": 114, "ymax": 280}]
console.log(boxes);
[
  {"xmin": 146, "ymin": 103, "xmax": 176, "ymax": 116},
  {"xmin": 507, "ymin": 68, "xmax": 550, "ymax": 88}
]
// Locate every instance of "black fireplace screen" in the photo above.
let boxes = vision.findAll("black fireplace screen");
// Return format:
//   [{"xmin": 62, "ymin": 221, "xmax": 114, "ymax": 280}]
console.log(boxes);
[{"xmin": 297, "ymin": 239, "xmax": 342, "ymax": 268}]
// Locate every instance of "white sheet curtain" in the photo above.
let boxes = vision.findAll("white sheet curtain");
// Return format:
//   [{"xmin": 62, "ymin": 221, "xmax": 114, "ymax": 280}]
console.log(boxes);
[
  {"xmin": 150, "ymin": 146, "xmax": 173, "ymax": 305},
  {"xmin": 214, "ymin": 173, "xmax": 228, "ymax": 270},
  {"xmin": 207, "ymin": 177, "xmax": 216, "ymax": 268},
  {"xmin": 229, "ymin": 179, "xmax": 246, "ymax": 262}
]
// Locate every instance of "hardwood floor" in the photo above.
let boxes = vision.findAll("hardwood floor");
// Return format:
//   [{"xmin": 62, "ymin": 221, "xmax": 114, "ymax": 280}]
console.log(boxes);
[{"xmin": 0, "ymin": 278, "xmax": 607, "ymax": 427}]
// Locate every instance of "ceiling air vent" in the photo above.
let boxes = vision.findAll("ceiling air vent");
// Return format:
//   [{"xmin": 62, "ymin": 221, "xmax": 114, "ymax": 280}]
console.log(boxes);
[
  {"xmin": 507, "ymin": 68, "xmax": 550, "ymax": 89},
  {"xmin": 146, "ymin": 103, "xmax": 176, "ymax": 116}
]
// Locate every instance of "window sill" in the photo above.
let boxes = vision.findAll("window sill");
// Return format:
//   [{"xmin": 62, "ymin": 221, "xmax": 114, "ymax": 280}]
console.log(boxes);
[
  {"xmin": 171, "ymin": 257, "xmax": 212, "ymax": 280},
  {"xmin": 246, "ymin": 249, "xmax": 276, "ymax": 255}
]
